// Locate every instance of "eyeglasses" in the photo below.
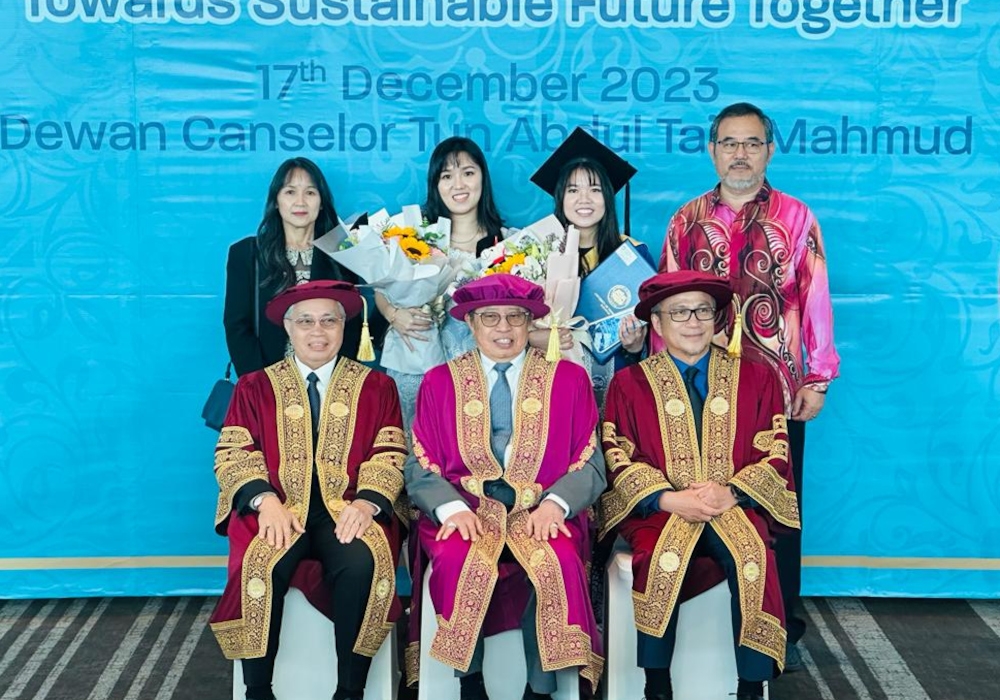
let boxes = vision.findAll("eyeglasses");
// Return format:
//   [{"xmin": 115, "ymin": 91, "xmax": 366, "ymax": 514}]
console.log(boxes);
[
  {"xmin": 657, "ymin": 306, "xmax": 716, "ymax": 323},
  {"xmin": 472, "ymin": 311, "xmax": 530, "ymax": 327},
  {"xmin": 290, "ymin": 315, "xmax": 344, "ymax": 329},
  {"xmin": 714, "ymin": 138, "xmax": 768, "ymax": 155}
]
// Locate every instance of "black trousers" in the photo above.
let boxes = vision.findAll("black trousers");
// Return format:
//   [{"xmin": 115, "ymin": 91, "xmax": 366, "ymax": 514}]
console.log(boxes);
[
  {"xmin": 775, "ymin": 419, "xmax": 806, "ymax": 643},
  {"xmin": 241, "ymin": 509, "xmax": 376, "ymax": 694},
  {"xmin": 636, "ymin": 526, "xmax": 775, "ymax": 682}
]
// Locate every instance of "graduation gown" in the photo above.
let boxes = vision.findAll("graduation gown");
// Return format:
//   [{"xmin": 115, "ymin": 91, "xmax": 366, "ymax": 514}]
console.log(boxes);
[
  {"xmin": 209, "ymin": 357, "xmax": 407, "ymax": 660},
  {"xmin": 600, "ymin": 346, "xmax": 800, "ymax": 668},
  {"xmin": 407, "ymin": 349, "xmax": 605, "ymax": 691}
]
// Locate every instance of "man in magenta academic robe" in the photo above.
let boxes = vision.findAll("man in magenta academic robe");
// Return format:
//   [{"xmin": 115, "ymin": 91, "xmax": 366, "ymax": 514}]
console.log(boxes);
[
  {"xmin": 601, "ymin": 271, "xmax": 800, "ymax": 700},
  {"xmin": 210, "ymin": 280, "xmax": 407, "ymax": 700},
  {"xmin": 405, "ymin": 274, "xmax": 605, "ymax": 700}
]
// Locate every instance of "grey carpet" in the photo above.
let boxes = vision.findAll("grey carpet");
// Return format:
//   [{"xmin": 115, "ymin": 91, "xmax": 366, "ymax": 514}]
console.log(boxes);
[{"xmin": 2, "ymin": 596, "xmax": 997, "ymax": 699}]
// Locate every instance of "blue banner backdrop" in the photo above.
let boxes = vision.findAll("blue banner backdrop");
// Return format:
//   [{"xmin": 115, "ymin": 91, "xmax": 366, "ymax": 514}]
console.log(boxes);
[{"xmin": 1, "ymin": 0, "xmax": 998, "ymax": 598}]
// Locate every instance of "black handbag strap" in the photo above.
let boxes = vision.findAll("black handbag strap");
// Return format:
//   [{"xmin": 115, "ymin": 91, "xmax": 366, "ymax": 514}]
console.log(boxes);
[
  {"xmin": 225, "ymin": 361, "xmax": 233, "ymax": 382},
  {"xmin": 253, "ymin": 238, "xmax": 260, "ymax": 339}
]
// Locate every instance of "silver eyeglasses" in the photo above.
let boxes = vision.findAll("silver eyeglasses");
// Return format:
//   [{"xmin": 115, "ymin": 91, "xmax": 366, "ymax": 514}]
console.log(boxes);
[
  {"xmin": 715, "ymin": 138, "xmax": 768, "ymax": 155},
  {"xmin": 291, "ymin": 315, "xmax": 344, "ymax": 329},
  {"xmin": 472, "ymin": 311, "xmax": 530, "ymax": 327}
]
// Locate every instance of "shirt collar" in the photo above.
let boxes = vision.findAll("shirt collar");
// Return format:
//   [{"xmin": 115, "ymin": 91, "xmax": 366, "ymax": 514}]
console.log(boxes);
[
  {"xmin": 294, "ymin": 355, "xmax": 337, "ymax": 385},
  {"xmin": 668, "ymin": 351, "xmax": 710, "ymax": 375},
  {"xmin": 478, "ymin": 349, "xmax": 528, "ymax": 375},
  {"xmin": 709, "ymin": 178, "xmax": 773, "ymax": 209}
]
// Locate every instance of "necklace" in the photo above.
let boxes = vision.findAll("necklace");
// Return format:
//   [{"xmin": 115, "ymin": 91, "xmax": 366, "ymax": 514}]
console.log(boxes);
[{"xmin": 450, "ymin": 227, "xmax": 484, "ymax": 245}]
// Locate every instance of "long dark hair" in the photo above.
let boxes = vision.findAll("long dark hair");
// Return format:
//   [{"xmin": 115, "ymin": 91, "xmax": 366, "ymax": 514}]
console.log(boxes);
[
  {"xmin": 255, "ymin": 157, "xmax": 338, "ymax": 290},
  {"xmin": 423, "ymin": 137, "xmax": 504, "ymax": 243},
  {"xmin": 553, "ymin": 158, "xmax": 622, "ymax": 276}
]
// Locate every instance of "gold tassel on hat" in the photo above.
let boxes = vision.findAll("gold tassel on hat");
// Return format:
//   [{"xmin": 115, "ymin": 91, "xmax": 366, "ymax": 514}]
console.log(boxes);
[
  {"xmin": 727, "ymin": 297, "xmax": 743, "ymax": 358},
  {"xmin": 545, "ymin": 310, "xmax": 562, "ymax": 362},
  {"xmin": 358, "ymin": 294, "xmax": 376, "ymax": 362}
]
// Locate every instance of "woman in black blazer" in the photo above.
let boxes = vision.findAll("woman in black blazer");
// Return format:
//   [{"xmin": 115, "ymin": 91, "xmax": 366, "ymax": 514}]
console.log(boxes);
[{"xmin": 224, "ymin": 157, "xmax": 367, "ymax": 376}]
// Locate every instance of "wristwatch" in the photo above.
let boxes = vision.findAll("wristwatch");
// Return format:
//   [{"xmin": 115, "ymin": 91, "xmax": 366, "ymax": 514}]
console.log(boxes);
[{"xmin": 251, "ymin": 492, "xmax": 275, "ymax": 511}]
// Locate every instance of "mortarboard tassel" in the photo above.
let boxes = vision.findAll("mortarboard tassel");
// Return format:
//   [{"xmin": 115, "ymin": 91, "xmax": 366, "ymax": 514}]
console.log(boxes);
[{"xmin": 358, "ymin": 294, "xmax": 376, "ymax": 362}]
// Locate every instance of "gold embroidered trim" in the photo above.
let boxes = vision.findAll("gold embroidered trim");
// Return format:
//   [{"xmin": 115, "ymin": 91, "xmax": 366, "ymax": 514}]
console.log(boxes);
[
  {"xmin": 218, "ymin": 425, "xmax": 253, "ymax": 449},
  {"xmin": 351, "ymin": 522, "xmax": 399, "ymax": 656},
  {"xmin": 357, "ymin": 452, "xmax": 406, "ymax": 504},
  {"xmin": 267, "ymin": 359, "xmax": 314, "ymax": 522},
  {"xmin": 631, "ymin": 516, "xmax": 704, "ymax": 636},
  {"xmin": 405, "ymin": 641, "xmax": 420, "ymax": 687},
  {"xmin": 730, "ymin": 463, "xmax": 800, "ymax": 529},
  {"xmin": 211, "ymin": 533, "xmax": 302, "ymax": 659},
  {"xmin": 316, "ymin": 359, "xmax": 370, "ymax": 510},
  {"xmin": 430, "ymin": 498, "xmax": 506, "ymax": 671},
  {"xmin": 373, "ymin": 425, "xmax": 406, "ymax": 450},
  {"xmin": 709, "ymin": 508, "xmax": 780, "ymax": 662},
  {"xmin": 214, "ymin": 444, "xmax": 269, "ymax": 527},
  {"xmin": 731, "ymin": 413, "xmax": 798, "ymax": 528},
  {"xmin": 567, "ymin": 432, "xmax": 596, "ymax": 473},
  {"xmin": 449, "ymin": 349, "xmax": 555, "ymax": 513},
  {"xmin": 413, "ymin": 437, "xmax": 442, "ymax": 474},
  {"xmin": 506, "ymin": 511, "xmax": 604, "ymax": 689},
  {"xmin": 599, "ymin": 462, "xmax": 672, "ymax": 538},
  {"xmin": 743, "ymin": 610, "xmax": 788, "ymax": 670}
]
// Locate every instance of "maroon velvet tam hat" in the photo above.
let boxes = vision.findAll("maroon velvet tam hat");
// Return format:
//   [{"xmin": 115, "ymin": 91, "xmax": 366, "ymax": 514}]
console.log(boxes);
[
  {"xmin": 449, "ymin": 274, "xmax": 550, "ymax": 321},
  {"xmin": 265, "ymin": 279, "xmax": 364, "ymax": 327},
  {"xmin": 634, "ymin": 271, "xmax": 733, "ymax": 322}
]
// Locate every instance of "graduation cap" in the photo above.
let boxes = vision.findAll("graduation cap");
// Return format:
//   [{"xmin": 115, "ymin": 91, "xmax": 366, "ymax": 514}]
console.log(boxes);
[{"xmin": 530, "ymin": 127, "xmax": 638, "ymax": 234}]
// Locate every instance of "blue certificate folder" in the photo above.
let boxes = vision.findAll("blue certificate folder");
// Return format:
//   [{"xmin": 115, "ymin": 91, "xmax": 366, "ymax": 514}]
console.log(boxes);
[{"xmin": 576, "ymin": 241, "xmax": 656, "ymax": 363}]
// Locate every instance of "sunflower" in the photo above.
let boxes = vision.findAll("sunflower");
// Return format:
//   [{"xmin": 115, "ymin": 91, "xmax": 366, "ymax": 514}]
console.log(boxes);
[
  {"xmin": 499, "ymin": 252, "xmax": 526, "ymax": 273},
  {"xmin": 398, "ymin": 236, "xmax": 431, "ymax": 261},
  {"xmin": 383, "ymin": 225, "xmax": 415, "ymax": 239}
]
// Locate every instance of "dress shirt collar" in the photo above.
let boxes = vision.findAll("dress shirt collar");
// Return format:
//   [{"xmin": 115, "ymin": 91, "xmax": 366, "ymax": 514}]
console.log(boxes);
[
  {"xmin": 478, "ymin": 349, "xmax": 528, "ymax": 378},
  {"xmin": 293, "ymin": 355, "xmax": 337, "ymax": 388},
  {"xmin": 668, "ymin": 351, "xmax": 710, "ymax": 399}
]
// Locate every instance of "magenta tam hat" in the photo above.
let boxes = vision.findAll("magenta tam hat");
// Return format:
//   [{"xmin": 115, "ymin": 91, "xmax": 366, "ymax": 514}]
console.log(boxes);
[
  {"xmin": 265, "ymin": 280, "xmax": 364, "ymax": 327},
  {"xmin": 449, "ymin": 274, "xmax": 550, "ymax": 321}
]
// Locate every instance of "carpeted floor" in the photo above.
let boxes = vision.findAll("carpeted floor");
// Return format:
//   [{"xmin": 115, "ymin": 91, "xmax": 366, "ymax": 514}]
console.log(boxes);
[{"xmin": 1, "ymin": 596, "xmax": 997, "ymax": 699}]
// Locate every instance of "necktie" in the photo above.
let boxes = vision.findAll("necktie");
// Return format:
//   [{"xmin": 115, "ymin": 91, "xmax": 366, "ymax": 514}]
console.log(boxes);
[
  {"xmin": 306, "ymin": 372, "xmax": 321, "ymax": 441},
  {"xmin": 489, "ymin": 362, "xmax": 513, "ymax": 466},
  {"xmin": 683, "ymin": 366, "xmax": 704, "ymax": 448}
]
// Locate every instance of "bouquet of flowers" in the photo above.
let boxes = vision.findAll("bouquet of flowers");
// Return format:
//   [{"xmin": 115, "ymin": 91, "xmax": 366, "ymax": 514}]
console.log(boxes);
[
  {"xmin": 473, "ymin": 215, "xmax": 585, "ymax": 364},
  {"xmin": 314, "ymin": 205, "xmax": 461, "ymax": 374}
]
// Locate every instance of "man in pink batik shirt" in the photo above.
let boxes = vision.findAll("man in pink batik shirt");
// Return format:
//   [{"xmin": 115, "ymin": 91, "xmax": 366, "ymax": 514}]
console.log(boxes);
[{"xmin": 658, "ymin": 101, "xmax": 840, "ymax": 671}]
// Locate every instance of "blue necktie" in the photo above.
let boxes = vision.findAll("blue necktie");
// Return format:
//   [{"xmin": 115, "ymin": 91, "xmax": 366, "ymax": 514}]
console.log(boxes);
[
  {"xmin": 683, "ymin": 366, "xmax": 704, "ymax": 448},
  {"xmin": 489, "ymin": 362, "xmax": 513, "ymax": 466},
  {"xmin": 306, "ymin": 372, "xmax": 321, "ymax": 442}
]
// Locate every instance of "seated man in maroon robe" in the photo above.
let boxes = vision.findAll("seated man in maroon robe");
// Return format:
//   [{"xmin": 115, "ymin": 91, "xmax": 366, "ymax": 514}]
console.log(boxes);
[
  {"xmin": 210, "ymin": 280, "xmax": 407, "ymax": 700},
  {"xmin": 405, "ymin": 274, "xmax": 605, "ymax": 700},
  {"xmin": 600, "ymin": 271, "xmax": 800, "ymax": 700}
]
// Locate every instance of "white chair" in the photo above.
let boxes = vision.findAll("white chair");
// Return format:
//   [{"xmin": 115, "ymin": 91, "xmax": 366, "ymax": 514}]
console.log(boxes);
[
  {"xmin": 232, "ymin": 587, "xmax": 398, "ymax": 700},
  {"xmin": 418, "ymin": 563, "xmax": 581, "ymax": 700},
  {"xmin": 605, "ymin": 550, "xmax": 769, "ymax": 700}
]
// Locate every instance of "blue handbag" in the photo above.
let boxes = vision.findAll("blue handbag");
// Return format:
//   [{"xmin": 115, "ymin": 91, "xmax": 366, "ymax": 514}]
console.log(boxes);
[{"xmin": 202, "ymin": 362, "xmax": 235, "ymax": 431}]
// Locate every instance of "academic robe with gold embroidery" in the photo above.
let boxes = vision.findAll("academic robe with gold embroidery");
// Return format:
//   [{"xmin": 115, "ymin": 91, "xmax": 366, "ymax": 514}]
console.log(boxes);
[
  {"xmin": 600, "ymin": 346, "xmax": 800, "ymax": 669},
  {"xmin": 209, "ymin": 357, "xmax": 407, "ymax": 660},
  {"xmin": 407, "ymin": 348, "xmax": 605, "ymax": 691}
]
